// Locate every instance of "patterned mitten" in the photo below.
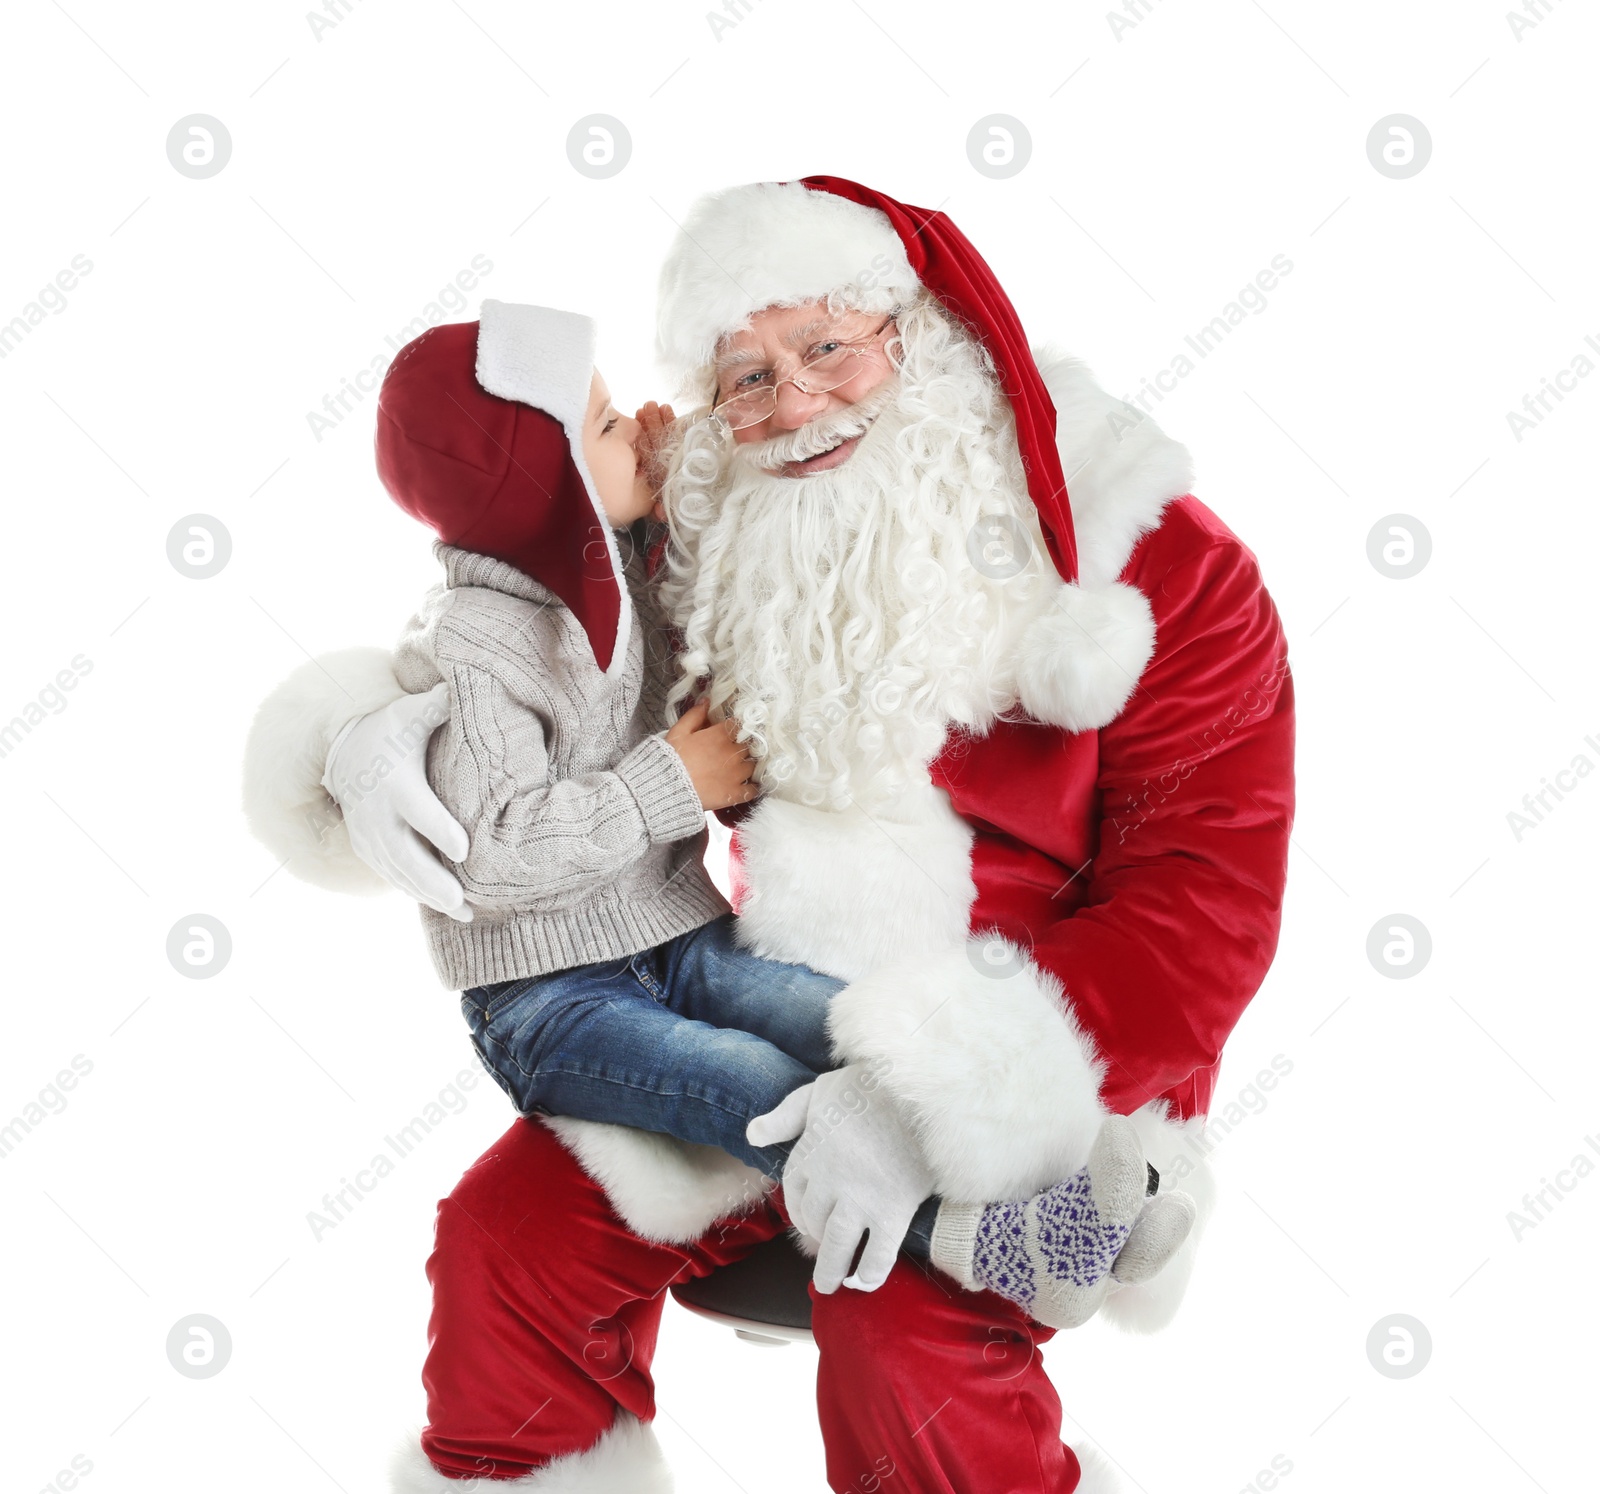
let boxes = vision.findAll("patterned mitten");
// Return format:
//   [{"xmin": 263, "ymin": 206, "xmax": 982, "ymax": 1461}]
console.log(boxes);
[
  {"xmin": 928, "ymin": 1115, "xmax": 1153, "ymax": 1329},
  {"xmin": 1112, "ymin": 1189, "xmax": 1197, "ymax": 1284}
]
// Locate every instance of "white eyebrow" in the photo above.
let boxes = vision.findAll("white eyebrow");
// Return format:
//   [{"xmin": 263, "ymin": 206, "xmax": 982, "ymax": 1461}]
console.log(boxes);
[
  {"xmin": 715, "ymin": 316, "xmax": 859, "ymax": 373},
  {"xmin": 781, "ymin": 318, "xmax": 834, "ymax": 347}
]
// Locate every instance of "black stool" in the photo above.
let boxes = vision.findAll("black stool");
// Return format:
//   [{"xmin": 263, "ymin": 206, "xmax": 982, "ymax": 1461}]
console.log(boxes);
[{"xmin": 670, "ymin": 1232, "xmax": 816, "ymax": 1346}]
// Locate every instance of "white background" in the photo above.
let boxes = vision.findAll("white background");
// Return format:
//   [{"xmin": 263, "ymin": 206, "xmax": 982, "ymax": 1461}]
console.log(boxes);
[{"xmin": 2, "ymin": 2, "xmax": 1596, "ymax": 1491}]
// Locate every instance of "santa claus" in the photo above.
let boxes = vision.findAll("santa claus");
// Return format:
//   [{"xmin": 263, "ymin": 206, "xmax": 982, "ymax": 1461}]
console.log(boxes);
[{"xmin": 245, "ymin": 177, "xmax": 1294, "ymax": 1492}]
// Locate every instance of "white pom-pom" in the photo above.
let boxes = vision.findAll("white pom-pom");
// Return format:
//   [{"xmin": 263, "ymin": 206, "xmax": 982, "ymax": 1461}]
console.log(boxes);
[{"xmin": 1014, "ymin": 582, "xmax": 1156, "ymax": 733}]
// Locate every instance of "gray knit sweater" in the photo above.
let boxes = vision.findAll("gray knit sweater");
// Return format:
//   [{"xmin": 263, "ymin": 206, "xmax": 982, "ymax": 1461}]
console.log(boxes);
[{"xmin": 393, "ymin": 540, "xmax": 730, "ymax": 989}]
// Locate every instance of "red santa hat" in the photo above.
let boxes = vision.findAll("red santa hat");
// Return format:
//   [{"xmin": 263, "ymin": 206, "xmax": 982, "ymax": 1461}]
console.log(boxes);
[
  {"xmin": 656, "ymin": 176, "xmax": 1079, "ymax": 584},
  {"xmin": 375, "ymin": 300, "xmax": 630, "ymax": 673}
]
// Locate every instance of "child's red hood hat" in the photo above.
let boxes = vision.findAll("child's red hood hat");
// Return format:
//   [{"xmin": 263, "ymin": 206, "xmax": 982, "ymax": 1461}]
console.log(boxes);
[{"xmin": 375, "ymin": 300, "xmax": 630, "ymax": 674}]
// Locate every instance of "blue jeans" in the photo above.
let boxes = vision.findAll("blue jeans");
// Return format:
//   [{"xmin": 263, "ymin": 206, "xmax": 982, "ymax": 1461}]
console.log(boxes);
[{"xmin": 462, "ymin": 914, "xmax": 938, "ymax": 1262}]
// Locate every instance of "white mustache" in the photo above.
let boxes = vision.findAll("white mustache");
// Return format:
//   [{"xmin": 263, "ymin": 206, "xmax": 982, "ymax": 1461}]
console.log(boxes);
[{"xmin": 734, "ymin": 379, "xmax": 899, "ymax": 470}]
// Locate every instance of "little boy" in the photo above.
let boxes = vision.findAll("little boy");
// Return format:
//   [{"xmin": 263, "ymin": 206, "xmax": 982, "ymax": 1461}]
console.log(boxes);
[{"xmin": 337, "ymin": 299, "xmax": 1193, "ymax": 1326}]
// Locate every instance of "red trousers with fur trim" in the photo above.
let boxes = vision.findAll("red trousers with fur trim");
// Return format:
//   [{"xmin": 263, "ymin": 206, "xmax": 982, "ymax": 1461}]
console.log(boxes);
[{"xmin": 420, "ymin": 1118, "xmax": 1088, "ymax": 1493}]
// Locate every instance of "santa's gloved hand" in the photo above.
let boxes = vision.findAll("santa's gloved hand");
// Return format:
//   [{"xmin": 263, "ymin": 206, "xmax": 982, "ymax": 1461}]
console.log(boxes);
[
  {"xmin": 747, "ymin": 1064, "xmax": 935, "ymax": 1295},
  {"xmin": 322, "ymin": 685, "xmax": 472, "ymax": 922}
]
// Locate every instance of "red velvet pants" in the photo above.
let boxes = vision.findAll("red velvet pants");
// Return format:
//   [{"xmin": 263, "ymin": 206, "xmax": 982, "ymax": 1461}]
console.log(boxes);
[{"xmin": 417, "ymin": 1119, "xmax": 1087, "ymax": 1492}]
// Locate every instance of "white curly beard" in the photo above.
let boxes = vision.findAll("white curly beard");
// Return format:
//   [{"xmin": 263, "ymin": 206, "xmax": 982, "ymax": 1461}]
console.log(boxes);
[{"xmin": 658, "ymin": 298, "xmax": 1055, "ymax": 812}]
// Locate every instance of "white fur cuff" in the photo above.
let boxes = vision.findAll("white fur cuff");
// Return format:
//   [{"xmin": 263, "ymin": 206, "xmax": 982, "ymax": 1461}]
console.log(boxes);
[
  {"xmin": 241, "ymin": 646, "xmax": 408, "ymax": 894},
  {"xmin": 825, "ymin": 940, "xmax": 1110, "ymax": 1202},
  {"xmin": 1071, "ymin": 1443, "xmax": 1125, "ymax": 1494},
  {"xmin": 389, "ymin": 1409, "xmax": 673, "ymax": 1492},
  {"xmin": 539, "ymin": 1115, "xmax": 772, "ymax": 1245},
  {"xmin": 1100, "ymin": 1106, "xmax": 1218, "ymax": 1334}
]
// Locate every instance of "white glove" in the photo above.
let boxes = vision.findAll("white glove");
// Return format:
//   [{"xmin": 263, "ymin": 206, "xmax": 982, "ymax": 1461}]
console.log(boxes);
[
  {"xmin": 747, "ymin": 1063, "xmax": 934, "ymax": 1295},
  {"xmin": 322, "ymin": 685, "xmax": 472, "ymax": 922}
]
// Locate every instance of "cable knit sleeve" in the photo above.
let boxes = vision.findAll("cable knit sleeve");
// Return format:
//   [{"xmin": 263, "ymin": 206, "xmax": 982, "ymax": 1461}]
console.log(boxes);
[{"xmin": 426, "ymin": 596, "xmax": 706, "ymax": 911}]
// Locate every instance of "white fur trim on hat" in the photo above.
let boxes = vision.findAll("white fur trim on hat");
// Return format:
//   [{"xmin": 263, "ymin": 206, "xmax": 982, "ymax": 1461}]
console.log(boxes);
[
  {"xmin": 655, "ymin": 181, "xmax": 919, "ymax": 380},
  {"xmin": 473, "ymin": 299, "xmax": 631, "ymax": 678}
]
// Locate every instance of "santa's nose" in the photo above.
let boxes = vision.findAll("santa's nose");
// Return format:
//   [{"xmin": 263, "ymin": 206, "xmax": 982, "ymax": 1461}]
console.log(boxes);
[{"xmin": 768, "ymin": 379, "xmax": 831, "ymax": 431}]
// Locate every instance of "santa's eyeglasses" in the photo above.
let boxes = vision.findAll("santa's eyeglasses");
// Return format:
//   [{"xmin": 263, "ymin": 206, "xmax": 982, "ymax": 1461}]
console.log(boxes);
[{"xmin": 710, "ymin": 311, "xmax": 900, "ymax": 432}]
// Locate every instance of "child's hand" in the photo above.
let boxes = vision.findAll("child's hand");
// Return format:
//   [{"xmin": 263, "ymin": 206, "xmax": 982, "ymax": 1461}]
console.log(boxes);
[
  {"xmin": 635, "ymin": 401, "xmax": 677, "ymax": 516},
  {"xmin": 665, "ymin": 699, "xmax": 758, "ymax": 811}
]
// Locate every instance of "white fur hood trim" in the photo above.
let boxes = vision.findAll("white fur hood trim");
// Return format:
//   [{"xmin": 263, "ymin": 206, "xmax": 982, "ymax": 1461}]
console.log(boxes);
[
  {"xmin": 475, "ymin": 299, "xmax": 595, "ymax": 432},
  {"xmin": 540, "ymin": 1115, "xmax": 771, "ymax": 1246},
  {"xmin": 390, "ymin": 1408, "xmax": 672, "ymax": 1492},
  {"xmin": 473, "ymin": 299, "xmax": 632, "ymax": 680},
  {"xmin": 241, "ymin": 647, "xmax": 409, "ymax": 893}
]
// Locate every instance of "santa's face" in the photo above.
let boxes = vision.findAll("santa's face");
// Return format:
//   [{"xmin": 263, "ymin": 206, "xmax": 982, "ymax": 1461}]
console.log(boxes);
[
  {"xmin": 711, "ymin": 302, "xmax": 900, "ymax": 478},
  {"xmin": 659, "ymin": 295, "xmax": 1052, "ymax": 812}
]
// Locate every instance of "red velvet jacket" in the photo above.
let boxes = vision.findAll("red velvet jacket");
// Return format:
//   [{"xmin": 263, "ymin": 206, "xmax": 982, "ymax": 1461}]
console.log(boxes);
[
  {"xmin": 723, "ymin": 493, "xmax": 1294, "ymax": 1125},
  {"xmin": 933, "ymin": 494, "xmax": 1294, "ymax": 1119}
]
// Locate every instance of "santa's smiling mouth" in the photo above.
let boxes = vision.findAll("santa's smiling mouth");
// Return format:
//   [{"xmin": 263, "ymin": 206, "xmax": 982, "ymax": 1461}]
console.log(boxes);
[
  {"xmin": 772, "ymin": 433, "xmax": 864, "ymax": 478},
  {"xmin": 742, "ymin": 381, "xmax": 897, "ymax": 478}
]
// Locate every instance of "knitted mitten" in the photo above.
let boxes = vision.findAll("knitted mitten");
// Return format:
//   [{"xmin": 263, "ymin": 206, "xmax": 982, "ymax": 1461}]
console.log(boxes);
[
  {"xmin": 1112, "ymin": 1189, "xmax": 1197, "ymax": 1285},
  {"xmin": 929, "ymin": 1115, "xmax": 1192, "ymax": 1329}
]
